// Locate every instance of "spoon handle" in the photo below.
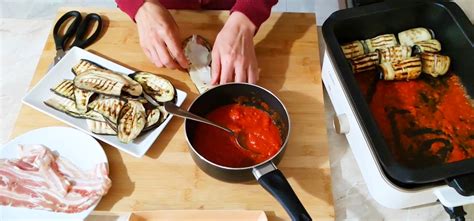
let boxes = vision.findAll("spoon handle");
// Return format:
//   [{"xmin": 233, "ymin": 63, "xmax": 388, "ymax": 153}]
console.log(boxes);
[{"xmin": 164, "ymin": 102, "xmax": 233, "ymax": 134}]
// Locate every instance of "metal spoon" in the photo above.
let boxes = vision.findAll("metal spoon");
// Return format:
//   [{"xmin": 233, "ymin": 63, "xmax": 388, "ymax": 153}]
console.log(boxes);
[{"xmin": 164, "ymin": 102, "xmax": 256, "ymax": 153}]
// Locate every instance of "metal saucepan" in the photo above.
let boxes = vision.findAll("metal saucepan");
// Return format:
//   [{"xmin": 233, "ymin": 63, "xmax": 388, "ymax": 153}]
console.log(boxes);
[{"xmin": 184, "ymin": 83, "xmax": 312, "ymax": 221}]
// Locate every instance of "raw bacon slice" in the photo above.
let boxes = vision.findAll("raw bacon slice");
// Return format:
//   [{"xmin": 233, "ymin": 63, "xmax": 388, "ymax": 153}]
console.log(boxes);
[{"xmin": 0, "ymin": 144, "xmax": 111, "ymax": 213}]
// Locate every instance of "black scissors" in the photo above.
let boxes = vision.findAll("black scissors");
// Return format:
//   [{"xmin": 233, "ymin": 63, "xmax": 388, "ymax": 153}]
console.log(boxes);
[{"xmin": 53, "ymin": 10, "xmax": 102, "ymax": 65}]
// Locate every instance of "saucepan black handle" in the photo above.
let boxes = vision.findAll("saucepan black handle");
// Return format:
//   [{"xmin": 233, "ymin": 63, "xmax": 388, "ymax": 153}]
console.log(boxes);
[{"xmin": 253, "ymin": 163, "xmax": 312, "ymax": 221}]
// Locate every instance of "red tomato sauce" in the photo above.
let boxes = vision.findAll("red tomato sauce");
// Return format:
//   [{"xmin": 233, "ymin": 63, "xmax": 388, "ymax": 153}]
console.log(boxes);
[
  {"xmin": 193, "ymin": 104, "xmax": 282, "ymax": 168},
  {"xmin": 356, "ymin": 72, "xmax": 474, "ymax": 168}
]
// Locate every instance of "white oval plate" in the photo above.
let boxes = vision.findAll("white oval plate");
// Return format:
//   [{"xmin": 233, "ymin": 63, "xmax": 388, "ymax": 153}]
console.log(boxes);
[{"xmin": 0, "ymin": 126, "xmax": 108, "ymax": 221}]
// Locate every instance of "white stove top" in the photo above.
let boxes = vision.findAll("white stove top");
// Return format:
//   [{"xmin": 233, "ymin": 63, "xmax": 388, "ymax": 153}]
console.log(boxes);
[{"xmin": 321, "ymin": 50, "xmax": 474, "ymax": 209}]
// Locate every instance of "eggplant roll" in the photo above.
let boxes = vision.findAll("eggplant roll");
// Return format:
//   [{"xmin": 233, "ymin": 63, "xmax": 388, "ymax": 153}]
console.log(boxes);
[
  {"xmin": 364, "ymin": 34, "xmax": 398, "ymax": 52},
  {"xmin": 413, "ymin": 39, "xmax": 442, "ymax": 54},
  {"xmin": 341, "ymin": 40, "xmax": 367, "ymax": 59},
  {"xmin": 350, "ymin": 51, "xmax": 380, "ymax": 74},
  {"xmin": 421, "ymin": 53, "xmax": 451, "ymax": 77},
  {"xmin": 378, "ymin": 57, "xmax": 422, "ymax": 81},
  {"xmin": 117, "ymin": 100, "xmax": 146, "ymax": 143},
  {"xmin": 378, "ymin": 45, "xmax": 412, "ymax": 63},
  {"xmin": 398, "ymin": 27, "xmax": 434, "ymax": 47}
]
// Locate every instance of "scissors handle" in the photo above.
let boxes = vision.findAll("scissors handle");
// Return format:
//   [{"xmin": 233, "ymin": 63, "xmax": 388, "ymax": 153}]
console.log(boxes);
[
  {"xmin": 53, "ymin": 10, "xmax": 82, "ymax": 50},
  {"xmin": 71, "ymin": 13, "xmax": 103, "ymax": 49}
]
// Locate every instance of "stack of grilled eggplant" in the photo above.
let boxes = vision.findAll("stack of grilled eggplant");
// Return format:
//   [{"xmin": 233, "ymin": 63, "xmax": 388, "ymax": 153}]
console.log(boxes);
[
  {"xmin": 45, "ymin": 59, "xmax": 175, "ymax": 143},
  {"xmin": 341, "ymin": 27, "xmax": 451, "ymax": 80}
]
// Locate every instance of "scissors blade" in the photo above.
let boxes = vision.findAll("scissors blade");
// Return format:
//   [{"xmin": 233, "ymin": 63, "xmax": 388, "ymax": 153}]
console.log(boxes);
[{"xmin": 53, "ymin": 49, "xmax": 66, "ymax": 65}]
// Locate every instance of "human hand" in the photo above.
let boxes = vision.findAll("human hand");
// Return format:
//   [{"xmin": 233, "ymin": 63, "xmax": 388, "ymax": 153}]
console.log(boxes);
[
  {"xmin": 135, "ymin": 1, "xmax": 188, "ymax": 69},
  {"xmin": 211, "ymin": 12, "xmax": 258, "ymax": 84}
]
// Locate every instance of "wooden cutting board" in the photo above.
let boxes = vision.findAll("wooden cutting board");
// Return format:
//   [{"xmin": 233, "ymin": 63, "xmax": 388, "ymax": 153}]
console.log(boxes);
[
  {"xmin": 87, "ymin": 210, "xmax": 268, "ymax": 221},
  {"xmin": 11, "ymin": 7, "xmax": 334, "ymax": 221}
]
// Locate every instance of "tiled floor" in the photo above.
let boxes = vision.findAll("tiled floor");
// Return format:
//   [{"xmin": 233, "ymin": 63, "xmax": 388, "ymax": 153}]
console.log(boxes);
[{"xmin": 1, "ymin": 0, "xmax": 474, "ymax": 220}]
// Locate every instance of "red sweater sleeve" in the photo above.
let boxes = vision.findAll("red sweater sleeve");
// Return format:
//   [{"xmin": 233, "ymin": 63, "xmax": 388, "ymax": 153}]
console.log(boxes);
[
  {"xmin": 115, "ymin": 0, "xmax": 145, "ymax": 21},
  {"xmin": 231, "ymin": 0, "xmax": 278, "ymax": 31}
]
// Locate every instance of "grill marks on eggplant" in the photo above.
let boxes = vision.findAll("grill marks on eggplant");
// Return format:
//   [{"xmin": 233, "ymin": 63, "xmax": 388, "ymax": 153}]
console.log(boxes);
[
  {"xmin": 46, "ymin": 60, "xmax": 177, "ymax": 144},
  {"xmin": 72, "ymin": 59, "xmax": 106, "ymax": 76},
  {"xmin": 398, "ymin": 27, "xmax": 433, "ymax": 47},
  {"xmin": 343, "ymin": 27, "xmax": 450, "ymax": 81},
  {"xmin": 44, "ymin": 96, "xmax": 104, "ymax": 121},
  {"xmin": 365, "ymin": 34, "xmax": 398, "ymax": 52},
  {"xmin": 87, "ymin": 119, "xmax": 116, "ymax": 135},
  {"xmin": 378, "ymin": 46, "xmax": 412, "ymax": 63},
  {"xmin": 350, "ymin": 52, "xmax": 380, "ymax": 74},
  {"xmin": 379, "ymin": 57, "xmax": 422, "ymax": 81},
  {"xmin": 121, "ymin": 74, "xmax": 143, "ymax": 96},
  {"xmin": 143, "ymin": 108, "xmax": 161, "ymax": 132},
  {"xmin": 74, "ymin": 69, "xmax": 126, "ymax": 96},
  {"xmin": 341, "ymin": 40, "xmax": 367, "ymax": 59},
  {"xmin": 74, "ymin": 88, "xmax": 94, "ymax": 113},
  {"xmin": 89, "ymin": 95, "xmax": 127, "ymax": 124},
  {"xmin": 421, "ymin": 53, "xmax": 451, "ymax": 77},
  {"xmin": 117, "ymin": 101, "xmax": 146, "ymax": 143},
  {"xmin": 413, "ymin": 39, "xmax": 441, "ymax": 54},
  {"xmin": 130, "ymin": 72, "xmax": 175, "ymax": 103},
  {"xmin": 51, "ymin": 80, "xmax": 75, "ymax": 99}
]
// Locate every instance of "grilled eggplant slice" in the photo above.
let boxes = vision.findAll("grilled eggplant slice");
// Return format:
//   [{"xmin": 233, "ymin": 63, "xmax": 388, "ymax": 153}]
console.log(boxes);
[
  {"xmin": 88, "ymin": 95, "xmax": 127, "ymax": 124},
  {"xmin": 157, "ymin": 105, "xmax": 169, "ymax": 124},
  {"xmin": 184, "ymin": 35, "xmax": 213, "ymax": 94},
  {"xmin": 378, "ymin": 57, "xmax": 422, "ymax": 81},
  {"xmin": 143, "ymin": 108, "xmax": 161, "ymax": 131},
  {"xmin": 82, "ymin": 110, "xmax": 106, "ymax": 122},
  {"xmin": 74, "ymin": 69, "xmax": 128, "ymax": 96},
  {"xmin": 398, "ymin": 27, "xmax": 434, "ymax": 47},
  {"xmin": 413, "ymin": 39, "xmax": 442, "ymax": 54},
  {"xmin": 341, "ymin": 40, "xmax": 367, "ymax": 59},
  {"xmin": 121, "ymin": 74, "xmax": 143, "ymax": 96},
  {"xmin": 378, "ymin": 45, "xmax": 412, "ymax": 63},
  {"xmin": 87, "ymin": 119, "xmax": 116, "ymax": 135},
  {"xmin": 364, "ymin": 34, "xmax": 398, "ymax": 52},
  {"xmin": 130, "ymin": 72, "xmax": 175, "ymax": 103},
  {"xmin": 421, "ymin": 53, "xmax": 450, "ymax": 77},
  {"xmin": 117, "ymin": 100, "xmax": 146, "ymax": 143},
  {"xmin": 74, "ymin": 88, "xmax": 94, "ymax": 113},
  {"xmin": 51, "ymin": 79, "xmax": 75, "ymax": 100},
  {"xmin": 45, "ymin": 97, "xmax": 82, "ymax": 117},
  {"xmin": 44, "ymin": 96, "xmax": 104, "ymax": 121},
  {"xmin": 72, "ymin": 59, "xmax": 106, "ymax": 76}
]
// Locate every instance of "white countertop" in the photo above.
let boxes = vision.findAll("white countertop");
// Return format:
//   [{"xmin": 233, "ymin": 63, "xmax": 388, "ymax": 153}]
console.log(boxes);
[{"xmin": 1, "ymin": 1, "xmax": 473, "ymax": 220}]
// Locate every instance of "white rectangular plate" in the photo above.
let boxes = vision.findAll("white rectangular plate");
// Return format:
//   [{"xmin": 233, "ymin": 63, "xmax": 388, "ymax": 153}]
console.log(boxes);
[{"xmin": 22, "ymin": 47, "xmax": 187, "ymax": 158}]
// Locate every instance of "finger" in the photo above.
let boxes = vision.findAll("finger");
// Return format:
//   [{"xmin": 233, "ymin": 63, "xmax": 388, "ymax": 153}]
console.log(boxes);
[
  {"xmin": 248, "ymin": 64, "xmax": 258, "ymax": 84},
  {"xmin": 164, "ymin": 34, "xmax": 189, "ymax": 69},
  {"xmin": 235, "ymin": 64, "xmax": 247, "ymax": 83},
  {"xmin": 147, "ymin": 47, "xmax": 163, "ymax": 68},
  {"xmin": 211, "ymin": 50, "xmax": 221, "ymax": 85},
  {"xmin": 219, "ymin": 59, "xmax": 234, "ymax": 84},
  {"xmin": 155, "ymin": 41, "xmax": 179, "ymax": 69}
]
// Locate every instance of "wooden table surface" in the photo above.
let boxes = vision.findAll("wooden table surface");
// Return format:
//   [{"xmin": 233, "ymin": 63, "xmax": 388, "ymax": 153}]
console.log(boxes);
[{"xmin": 11, "ymin": 7, "xmax": 334, "ymax": 220}]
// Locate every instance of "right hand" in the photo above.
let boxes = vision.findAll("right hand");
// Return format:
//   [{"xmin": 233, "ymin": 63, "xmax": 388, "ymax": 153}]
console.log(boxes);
[{"xmin": 135, "ymin": 1, "xmax": 188, "ymax": 70}]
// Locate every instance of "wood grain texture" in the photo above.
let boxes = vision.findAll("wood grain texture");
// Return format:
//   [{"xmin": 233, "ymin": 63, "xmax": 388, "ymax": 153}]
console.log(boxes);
[{"xmin": 10, "ymin": 7, "xmax": 334, "ymax": 221}]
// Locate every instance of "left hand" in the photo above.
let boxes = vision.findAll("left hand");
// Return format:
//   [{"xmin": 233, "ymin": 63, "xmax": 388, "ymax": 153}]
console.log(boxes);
[{"xmin": 211, "ymin": 12, "xmax": 259, "ymax": 84}]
